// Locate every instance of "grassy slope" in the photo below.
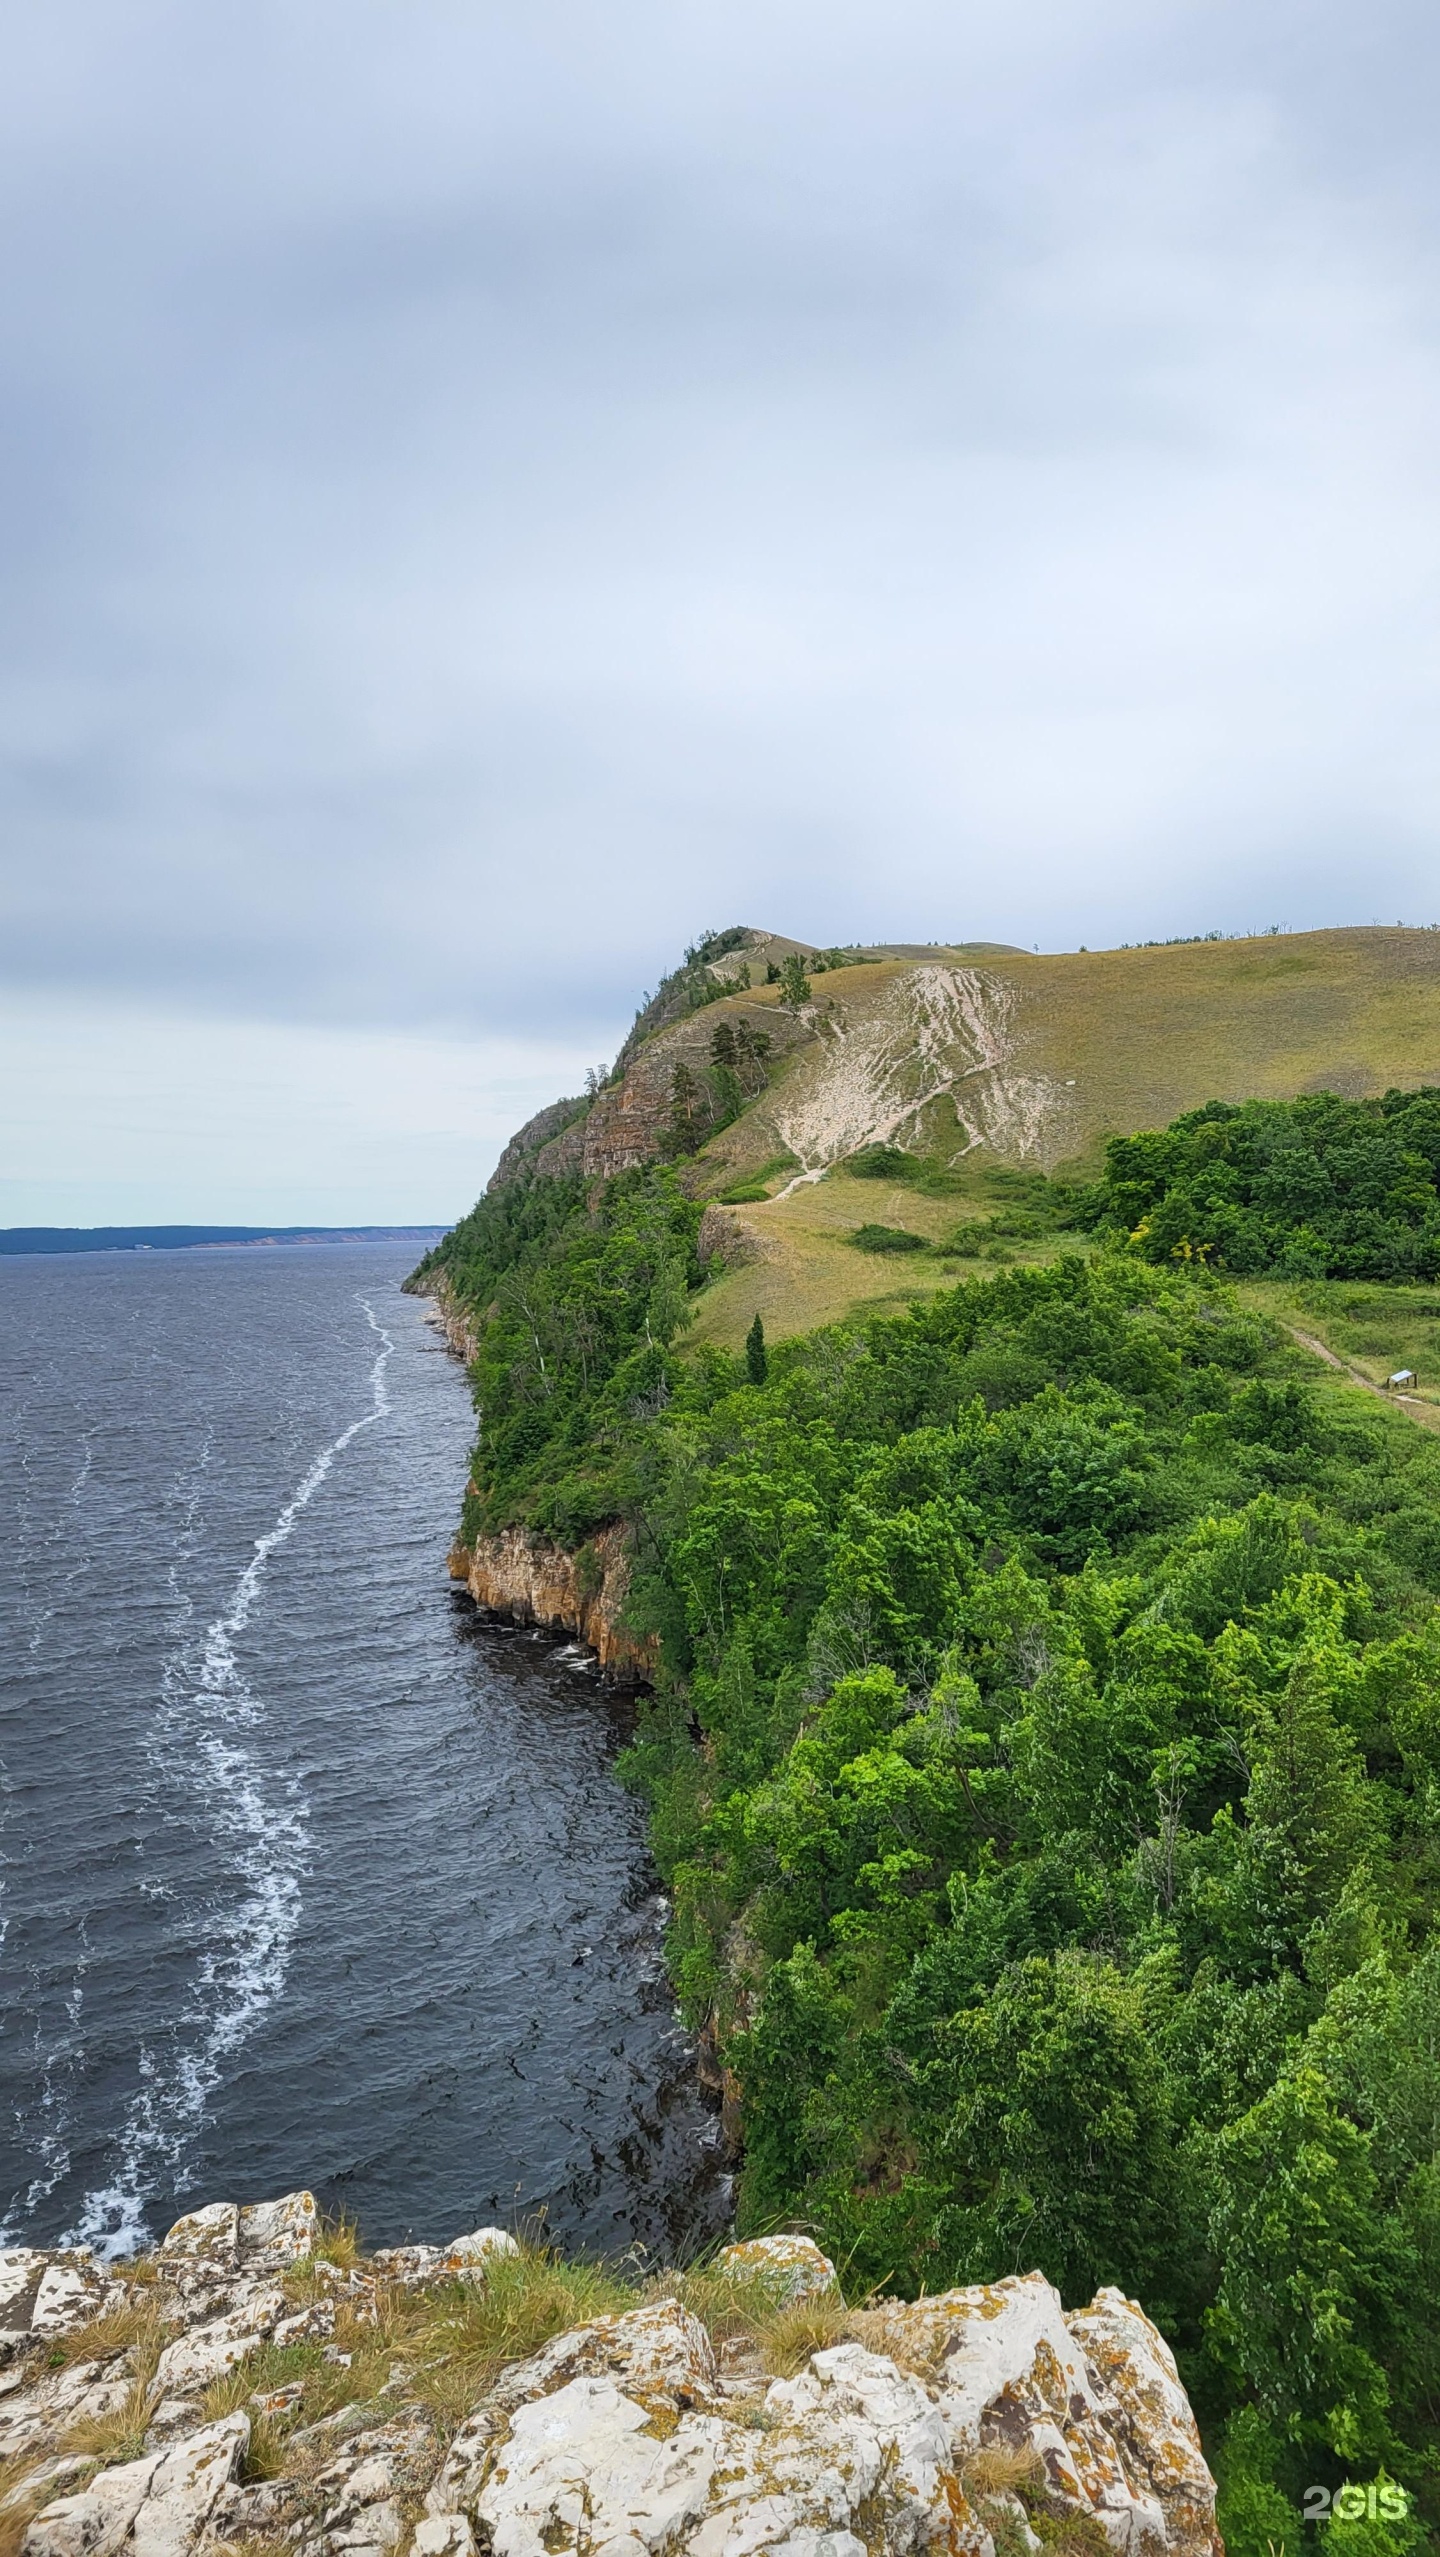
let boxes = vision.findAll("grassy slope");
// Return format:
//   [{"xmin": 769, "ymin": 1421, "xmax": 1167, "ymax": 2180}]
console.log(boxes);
[
  {"xmin": 1003, "ymin": 926, "xmax": 1440, "ymax": 1165},
  {"xmin": 1239, "ymin": 1278, "xmax": 1440, "ymax": 1430},
  {"xmin": 684, "ymin": 926, "xmax": 1440, "ymax": 1349},
  {"xmin": 691, "ymin": 1167, "xmax": 1092, "ymax": 1349}
]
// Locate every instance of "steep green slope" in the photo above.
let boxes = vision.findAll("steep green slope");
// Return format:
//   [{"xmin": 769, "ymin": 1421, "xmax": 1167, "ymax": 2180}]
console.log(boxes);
[
  {"xmin": 422, "ymin": 1184, "xmax": 1440, "ymax": 2539},
  {"xmin": 613, "ymin": 1258, "xmax": 1440, "ymax": 2544},
  {"xmin": 412, "ymin": 926, "xmax": 1440, "ymax": 2549}
]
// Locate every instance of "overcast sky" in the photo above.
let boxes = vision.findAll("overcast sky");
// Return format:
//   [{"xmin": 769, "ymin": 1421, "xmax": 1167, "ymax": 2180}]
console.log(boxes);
[{"xmin": 5, "ymin": 0, "xmax": 1440, "ymax": 1221}]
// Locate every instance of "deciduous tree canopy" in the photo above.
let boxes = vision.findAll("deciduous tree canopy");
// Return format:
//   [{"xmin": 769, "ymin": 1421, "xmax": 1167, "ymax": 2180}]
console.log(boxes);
[
  {"xmin": 1080, "ymin": 1088, "xmax": 1440, "ymax": 1279},
  {"xmin": 417, "ymin": 1153, "xmax": 1440, "ymax": 2548}
]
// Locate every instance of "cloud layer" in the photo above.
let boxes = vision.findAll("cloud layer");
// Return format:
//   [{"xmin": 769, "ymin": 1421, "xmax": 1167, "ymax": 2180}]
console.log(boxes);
[{"xmin": 4, "ymin": 1, "xmax": 1440, "ymax": 1210}]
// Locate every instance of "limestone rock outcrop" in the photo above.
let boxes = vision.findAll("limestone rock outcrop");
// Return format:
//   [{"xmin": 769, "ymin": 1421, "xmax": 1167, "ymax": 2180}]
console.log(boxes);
[
  {"xmin": 448, "ymin": 1523, "xmax": 657, "ymax": 1683},
  {"xmin": 486, "ymin": 1098, "xmax": 591, "ymax": 1194},
  {"xmin": 417, "ymin": 1278, "xmax": 480, "ymax": 1366},
  {"xmin": 712, "ymin": 2235, "xmax": 838, "ymax": 2303},
  {"xmin": 0, "ymin": 2190, "xmax": 1221, "ymax": 2557},
  {"xmin": 23, "ymin": 2415, "xmax": 251, "ymax": 2557}
]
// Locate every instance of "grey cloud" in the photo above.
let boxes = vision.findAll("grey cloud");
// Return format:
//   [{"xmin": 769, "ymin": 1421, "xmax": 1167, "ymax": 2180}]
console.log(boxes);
[{"xmin": 4, "ymin": 0, "xmax": 1440, "ymax": 1060}]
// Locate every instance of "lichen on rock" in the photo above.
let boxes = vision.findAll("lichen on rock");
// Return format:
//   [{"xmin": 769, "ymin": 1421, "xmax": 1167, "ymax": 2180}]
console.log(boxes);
[
  {"xmin": 712, "ymin": 2237, "xmax": 838, "ymax": 2306},
  {"xmin": 0, "ymin": 2197, "xmax": 1220, "ymax": 2557}
]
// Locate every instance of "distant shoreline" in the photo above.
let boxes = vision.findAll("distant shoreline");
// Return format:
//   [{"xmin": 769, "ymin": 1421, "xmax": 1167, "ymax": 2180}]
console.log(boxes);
[{"xmin": 0, "ymin": 1224, "xmax": 450, "ymax": 1257}]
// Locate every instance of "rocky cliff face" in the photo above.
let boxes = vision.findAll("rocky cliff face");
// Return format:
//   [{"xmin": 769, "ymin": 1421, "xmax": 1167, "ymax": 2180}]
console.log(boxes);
[
  {"xmin": 417, "ymin": 1277, "xmax": 480, "ymax": 1365},
  {"xmin": 474, "ymin": 939, "xmax": 1084, "ymax": 1207},
  {"xmin": 411, "ymin": 1265, "xmax": 654, "ymax": 1680},
  {"xmin": 571, "ymin": 1002, "xmax": 809, "ymax": 1186},
  {"xmin": 486, "ymin": 1097, "xmax": 590, "ymax": 1192},
  {"xmin": 488, "ymin": 1003, "xmax": 809, "ymax": 1193},
  {"xmin": 449, "ymin": 1524, "xmax": 658, "ymax": 1683},
  {"xmin": 0, "ymin": 2197, "xmax": 1222, "ymax": 2557}
]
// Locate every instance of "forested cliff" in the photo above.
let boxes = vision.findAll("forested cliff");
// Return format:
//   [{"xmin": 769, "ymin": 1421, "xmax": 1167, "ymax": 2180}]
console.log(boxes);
[{"xmin": 410, "ymin": 929, "xmax": 1440, "ymax": 2552}]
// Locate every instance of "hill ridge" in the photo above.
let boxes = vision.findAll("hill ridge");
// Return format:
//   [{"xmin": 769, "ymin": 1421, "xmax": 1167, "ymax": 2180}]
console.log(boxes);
[{"xmin": 487, "ymin": 923, "xmax": 1440, "ymax": 1206}]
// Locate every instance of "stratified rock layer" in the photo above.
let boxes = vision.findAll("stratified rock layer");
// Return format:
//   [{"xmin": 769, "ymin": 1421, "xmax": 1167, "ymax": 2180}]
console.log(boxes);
[
  {"xmin": 0, "ymin": 2190, "xmax": 1221, "ymax": 2557},
  {"xmin": 449, "ymin": 1523, "xmax": 657, "ymax": 1682}
]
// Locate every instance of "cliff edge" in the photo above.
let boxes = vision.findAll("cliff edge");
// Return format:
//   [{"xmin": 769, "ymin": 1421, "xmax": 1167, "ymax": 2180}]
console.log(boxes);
[
  {"xmin": 447, "ymin": 1522, "xmax": 657, "ymax": 1682},
  {"xmin": 0, "ymin": 2190, "xmax": 1222, "ymax": 2557}
]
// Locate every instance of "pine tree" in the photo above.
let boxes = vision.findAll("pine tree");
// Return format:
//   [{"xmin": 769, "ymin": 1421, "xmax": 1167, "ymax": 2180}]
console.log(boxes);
[
  {"xmin": 667, "ymin": 1061, "xmax": 708, "ymax": 1156},
  {"xmin": 735, "ymin": 1021, "xmax": 771, "ymax": 1094},
  {"xmin": 746, "ymin": 1312, "xmax": 768, "ymax": 1385}
]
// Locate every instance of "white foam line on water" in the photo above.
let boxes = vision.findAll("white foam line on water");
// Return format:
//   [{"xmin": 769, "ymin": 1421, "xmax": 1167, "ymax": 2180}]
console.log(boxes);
[{"xmin": 66, "ymin": 1300, "xmax": 394, "ymax": 2259}]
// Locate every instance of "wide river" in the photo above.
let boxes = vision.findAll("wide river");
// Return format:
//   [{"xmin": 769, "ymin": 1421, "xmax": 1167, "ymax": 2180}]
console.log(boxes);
[{"xmin": 0, "ymin": 1243, "xmax": 729, "ymax": 2260}]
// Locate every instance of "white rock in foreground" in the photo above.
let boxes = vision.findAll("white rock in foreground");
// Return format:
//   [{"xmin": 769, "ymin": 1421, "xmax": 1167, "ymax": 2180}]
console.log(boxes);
[
  {"xmin": 154, "ymin": 2289, "xmax": 289, "ymax": 2394},
  {"xmin": 1067, "ymin": 2288, "xmax": 1221, "ymax": 2557},
  {"xmin": 438, "ymin": 2277, "xmax": 1222, "ymax": 2557},
  {"xmin": 23, "ymin": 2414, "xmax": 249, "ymax": 2557},
  {"xmin": 0, "ymin": 2192, "xmax": 1221, "ymax": 2557},
  {"xmin": 429, "ymin": 2301, "xmax": 718, "ymax": 2517},
  {"xmin": 373, "ymin": 2228, "xmax": 520, "ymax": 2289},
  {"xmin": 1, "ymin": 2251, "xmax": 110, "ymax": 2362}
]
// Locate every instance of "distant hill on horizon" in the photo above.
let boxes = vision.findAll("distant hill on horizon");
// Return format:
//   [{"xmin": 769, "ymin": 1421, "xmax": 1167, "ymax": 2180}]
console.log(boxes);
[{"xmin": 0, "ymin": 1224, "xmax": 449, "ymax": 1256}]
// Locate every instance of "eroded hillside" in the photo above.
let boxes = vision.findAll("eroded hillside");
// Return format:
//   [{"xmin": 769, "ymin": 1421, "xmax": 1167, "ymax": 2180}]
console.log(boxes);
[
  {"xmin": 470, "ymin": 923, "xmax": 1440, "ymax": 1343},
  {"xmin": 494, "ymin": 923, "xmax": 1440, "ymax": 1199}
]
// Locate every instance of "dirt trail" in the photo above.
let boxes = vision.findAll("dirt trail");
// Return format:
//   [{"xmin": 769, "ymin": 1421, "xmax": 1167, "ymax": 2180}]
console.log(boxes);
[{"xmin": 1284, "ymin": 1324, "xmax": 1440, "ymax": 1434}]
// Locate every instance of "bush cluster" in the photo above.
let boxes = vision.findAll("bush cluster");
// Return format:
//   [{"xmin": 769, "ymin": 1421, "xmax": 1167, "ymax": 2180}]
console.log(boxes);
[
  {"xmin": 1080, "ymin": 1089, "xmax": 1440, "ymax": 1279},
  {"xmin": 611, "ymin": 1258, "xmax": 1440, "ymax": 2543}
]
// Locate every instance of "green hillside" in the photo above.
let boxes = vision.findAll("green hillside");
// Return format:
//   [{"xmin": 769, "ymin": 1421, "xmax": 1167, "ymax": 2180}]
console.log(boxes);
[
  {"xmin": 685, "ymin": 928, "xmax": 1440, "ymax": 1345},
  {"xmin": 692, "ymin": 925, "xmax": 1440, "ymax": 1191},
  {"xmin": 412, "ymin": 921, "xmax": 1440, "ymax": 2548},
  {"xmin": 451, "ymin": 924, "xmax": 1440, "ymax": 1351}
]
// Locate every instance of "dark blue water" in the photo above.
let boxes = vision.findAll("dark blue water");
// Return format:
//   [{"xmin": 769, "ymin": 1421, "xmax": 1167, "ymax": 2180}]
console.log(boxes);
[{"xmin": 0, "ymin": 1245, "xmax": 728, "ymax": 2260}]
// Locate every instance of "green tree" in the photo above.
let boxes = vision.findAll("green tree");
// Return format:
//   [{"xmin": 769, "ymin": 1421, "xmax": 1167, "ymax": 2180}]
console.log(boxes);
[
  {"xmin": 746, "ymin": 1311, "xmax": 768, "ymax": 1384},
  {"xmin": 1082, "ymin": 1089, "xmax": 1440, "ymax": 1279},
  {"xmin": 779, "ymin": 952, "xmax": 812, "ymax": 1005},
  {"xmin": 1215, "ymin": 1578, "xmax": 1381, "ymax": 1963},
  {"xmin": 666, "ymin": 1061, "xmax": 709, "ymax": 1155},
  {"xmin": 922, "ymin": 1950, "xmax": 1185, "ymax": 2310},
  {"xmin": 734, "ymin": 1020, "xmax": 771, "ymax": 1093},
  {"xmin": 1206, "ymin": 2065, "xmax": 1400, "ymax": 2463},
  {"xmin": 1212, "ymin": 2410, "xmax": 1302, "ymax": 2557}
]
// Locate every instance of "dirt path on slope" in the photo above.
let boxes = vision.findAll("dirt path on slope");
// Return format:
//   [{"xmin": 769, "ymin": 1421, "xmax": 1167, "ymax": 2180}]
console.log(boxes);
[{"xmin": 1284, "ymin": 1324, "xmax": 1440, "ymax": 1434}]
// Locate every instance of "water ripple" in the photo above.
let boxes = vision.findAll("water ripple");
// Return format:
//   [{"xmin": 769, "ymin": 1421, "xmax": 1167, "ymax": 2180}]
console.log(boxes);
[{"xmin": 0, "ymin": 1252, "xmax": 727, "ymax": 2259}]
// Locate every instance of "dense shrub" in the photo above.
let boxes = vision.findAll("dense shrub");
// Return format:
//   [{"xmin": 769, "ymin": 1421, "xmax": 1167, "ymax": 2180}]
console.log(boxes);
[
  {"xmin": 421, "ymin": 1166, "xmax": 704, "ymax": 1539},
  {"xmin": 851, "ymin": 1224, "xmax": 927, "ymax": 1253},
  {"xmin": 849, "ymin": 1144, "xmax": 920, "ymax": 1180},
  {"xmin": 1081, "ymin": 1088, "xmax": 1440, "ymax": 1278},
  {"xmin": 619, "ymin": 1257, "xmax": 1440, "ymax": 2523}
]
